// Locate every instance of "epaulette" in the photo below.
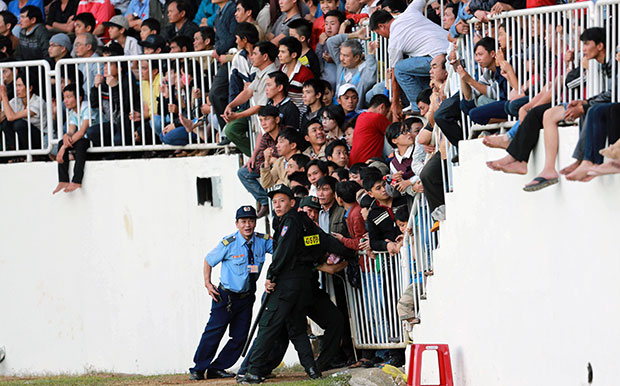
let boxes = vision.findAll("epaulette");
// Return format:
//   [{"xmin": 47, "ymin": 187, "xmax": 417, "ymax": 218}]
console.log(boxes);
[
  {"xmin": 255, "ymin": 232, "xmax": 270, "ymax": 240},
  {"xmin": 222, "ymin": 235, "xmax": 236, "ymax": 246}
]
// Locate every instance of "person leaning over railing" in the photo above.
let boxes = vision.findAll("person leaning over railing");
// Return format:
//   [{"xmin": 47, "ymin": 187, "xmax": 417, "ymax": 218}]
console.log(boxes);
[
  {"xmin": 86, "ymin": 41, "xmax": 140, "ymax": 147},
  {"xmin": 369, "ymin": 0, "xmax": 449, "ymax": 118},
  {"xmin": 52, "ymin": 83, "xmax": 99, "ymax": 194},
  {"xmin": 0, "ymin": 70, "xmax": 46, "ymax": 152}
]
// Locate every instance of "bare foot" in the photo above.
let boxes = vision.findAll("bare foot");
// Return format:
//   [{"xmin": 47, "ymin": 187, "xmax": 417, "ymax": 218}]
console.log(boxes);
[
  {"xmin": 179, "ymin": 114, "xmax": 196, "ymax": 133},
  {"xmin": 600, "ymin": 142, "xmax": 620, "ymax": 159},
  {"xmin": 499, "ymin": 161, "xmax": 528, "ymax": 175},
  {"xmin": 64, "ymin": 182, "xmax": 82, "ymax": 192},
  {"xmin": 482, "ymin": 134, "xmax": 511, "ymax": 149},
  {"xmin": 486, "ymin": 154, "xmax": 515, "ymax": 171},
  {"xmin": 53, "ymin": 182, "xmax": 69, "ymax": 194},
  {"xmin": 559, "ymin": 160, "xmax": 580, "ymax": 175},
  {"xmin": 566, "ymin": 161, "xmax": 595, "ymax": 181},
  {"xmin": 587, "ymin": 161, "xmax": 620, "ymax": 176}
]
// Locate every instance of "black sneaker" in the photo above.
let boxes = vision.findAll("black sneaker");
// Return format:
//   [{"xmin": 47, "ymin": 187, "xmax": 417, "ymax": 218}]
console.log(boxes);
[{"xmin": 189, "ymin": 370, "xmax": 204, "ymax": 380}]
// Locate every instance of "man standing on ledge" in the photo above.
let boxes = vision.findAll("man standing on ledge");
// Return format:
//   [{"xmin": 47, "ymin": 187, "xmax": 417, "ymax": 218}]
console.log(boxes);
[{"xmin": 189, "ymin": 206, "xmax": 273, "ymax": 381}]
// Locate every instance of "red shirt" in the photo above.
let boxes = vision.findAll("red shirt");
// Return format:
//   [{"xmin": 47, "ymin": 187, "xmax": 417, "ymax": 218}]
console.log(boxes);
[
  {"xmin": 311, "ymin": 12, "xmax": 368, "ymax": 50},
  {"xmin": 77, "ymin": 0, "xmax": 114, "ymax": 27},
  {"xmin": 349, "ymin": 111, "xmax": 391, "ymax": 165}
]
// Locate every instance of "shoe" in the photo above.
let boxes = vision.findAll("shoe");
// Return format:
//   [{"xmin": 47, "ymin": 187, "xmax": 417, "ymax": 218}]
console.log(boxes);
[
  {"xmin": 256, "ymin": 205, "xmax": 269, "ymax": 218},
  {"xmin": 328, "ymin": 359, "xmax": 347, "ymax": 370},
  {"xmin": 264, "ymin": 373, "xmax": 276, "ymax": 379},
  {"xmin": 188, "ymin": 370, "xmax": 205, "ymax": 380},
  {"xmin": 306, "ymin": 367, "xmax": 322, "ymax": 379},
  {"xmin": 237, "ymin": 373, "xmax": 264, "ymax": 384},
  {"xmin": 207, "ymin": 369, "xmax": 236, "ymax": 379},
  {"xmin": 218, "ymin": 137, "xmax": 232, "ymax": 146}
]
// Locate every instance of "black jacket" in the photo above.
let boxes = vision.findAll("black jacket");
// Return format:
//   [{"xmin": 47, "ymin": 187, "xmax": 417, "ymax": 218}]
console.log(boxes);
[
  {"xmin": 366, "ymin": 195, "xmax": 409, "ymax": 252},
  {"xmin": 269, "ymin": 209, "xmax": 354, "ymax": 282}
]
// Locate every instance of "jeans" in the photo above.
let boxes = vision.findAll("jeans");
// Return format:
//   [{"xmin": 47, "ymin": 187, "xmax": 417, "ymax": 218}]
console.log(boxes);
[
  {"xmin": 583, "ymin": 103, "xmax": 614, "ymax": 164},
  {"xmin": 87, "ymin": 121, "xmax": 133, "ymax": 147},
  {"xmin": 461, "ymin": 99, "xmax": 508, "ymax": 125},
  {"xmin": 152, "ymin": 114, "xmax": 170, "ymax": 137},
  {"xmin": 394, "ymin": 56, "xmax": 432, "ymax": 113},
  {"xmin": 504, "ymin": 96, "xmax": 529, "ymax": 117},
  {"xmin": 507, "ymin": 121, "xmax": 520, "ymax": 140},
  {"xmin": 159, "ymin": 126, "xmax": 197, "ymax": 145},
  {"xmin": 237, "ymin": 166, "xmax": 268, "ymax": 206}
]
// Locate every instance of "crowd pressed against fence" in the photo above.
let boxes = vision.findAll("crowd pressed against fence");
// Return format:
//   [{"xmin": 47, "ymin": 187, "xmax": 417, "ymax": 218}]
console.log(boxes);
[{"xmin": 1, "ymin": 0, "xmax": 619, "ymax": 381}]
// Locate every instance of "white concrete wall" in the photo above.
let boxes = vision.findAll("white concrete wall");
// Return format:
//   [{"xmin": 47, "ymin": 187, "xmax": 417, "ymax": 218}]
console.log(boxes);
[
  {"xmin": 413, "ymin": 127, "xmax": 620, "ymax": 386},
  {"xmin": 0, "ymin": 155, "xmax": 297, "ymax": 376}
]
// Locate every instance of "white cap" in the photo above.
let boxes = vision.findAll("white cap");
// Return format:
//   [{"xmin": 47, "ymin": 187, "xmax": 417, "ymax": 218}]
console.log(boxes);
[{"xmin": 337, "ymin": 83, "xmax": 358, "ymax": 98}]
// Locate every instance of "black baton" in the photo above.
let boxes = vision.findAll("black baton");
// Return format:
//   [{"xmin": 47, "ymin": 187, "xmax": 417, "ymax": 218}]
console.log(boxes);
[{"xmin": 241, "ymin": 293, "xmax": 271, "ymax": 357}]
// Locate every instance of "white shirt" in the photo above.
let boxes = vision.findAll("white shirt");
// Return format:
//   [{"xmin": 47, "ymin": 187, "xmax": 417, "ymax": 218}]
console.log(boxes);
[
  {"xmin": 388, "ymin": 0, "xmax": 449, "ymax": 68},
  {"xmin": 9, "ymin": 94, "xmax": 46, "ymax": 133},
  {"xmin": 122, "ymin": 36, "xmax": 142, "ymax": 56}
]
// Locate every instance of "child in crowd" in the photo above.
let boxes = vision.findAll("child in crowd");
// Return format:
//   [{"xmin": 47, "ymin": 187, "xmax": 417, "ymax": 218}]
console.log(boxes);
[
  {"xmin": 52, "ymin": 83, "xmax": 98, "ymax": 193},
  {"xmin": 260, "ymin": 127, "xmax": 302, "ymax": 189},
  {"xmin": 288, "ymin": 18, "xmax": 321, "ymax": 78},
  {"xmin": 326, "ymin": 139, "xmax": 349, "ymax": 168}
]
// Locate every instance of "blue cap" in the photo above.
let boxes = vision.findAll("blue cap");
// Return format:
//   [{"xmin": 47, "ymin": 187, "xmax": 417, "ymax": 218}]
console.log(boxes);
[{"xmin": 236, "ymin": 205, "xmax": 257, "ymax": 219}]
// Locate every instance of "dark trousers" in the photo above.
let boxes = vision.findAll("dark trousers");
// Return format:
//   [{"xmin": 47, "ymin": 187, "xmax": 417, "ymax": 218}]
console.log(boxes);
[
  {"xmin": 238, "ymin": 326, "xmax": 288, "ymax": 377},
  {"xmin": 506, "ymin": 103, "xmax": 551, "ymax": 162},
  {"xmin": 583, "ymin": 103, "xmax": 618, "ymax": 164},
  {"xmin": 248, "ymin": 278, "xmax": 316, "ymax": 374},
  {"xmin": 190, "ymin": 289, "xmax": 254, "ymax": 373},
  {"xmin": 210, "ymin": 65, "xmax": 230, "ymax": 130},
  {"xmin": 434, "ymin": 94, "xmax": 463, "ymax": 148},
  {"xmin": 1, "ymin": 119, "xmax": 41, "ymax": 150},
  {"xmin": 307, "ymin": 280, "xmax": 345, "ymax": 371},
  {"xmin": 87, "ymin": 122, "xmax": 134, "ymax": 147},
  {"xmin": 57, "ymin": 138, "xmax": 90, "ymax": 184},
  {"xmin": 420, "ymin": 152, "xmax": 445, "ymax": 214},
  {"xmin": 462, "ymin": 99, "xmax": 508, "ymax": 125}
]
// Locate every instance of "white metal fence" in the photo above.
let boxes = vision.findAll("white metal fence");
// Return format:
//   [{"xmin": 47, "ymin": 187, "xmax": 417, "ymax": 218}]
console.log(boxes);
[
  {"xmin": 342, "ymin": 193, "xmax": 438, "ymax": 349},
  {"xmin": 0, "ymin": 60, "xmax": 54, "ymax": 159},
  {"xmin": 1, "ymin": 51, "xmax": 234, "ymax": 159}
]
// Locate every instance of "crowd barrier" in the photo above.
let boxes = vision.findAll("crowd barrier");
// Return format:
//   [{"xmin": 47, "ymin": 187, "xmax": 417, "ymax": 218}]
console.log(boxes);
[
  {"xmin": 341, "ymin": 193, "xmax": 437, "ymax": 349},
  {"xmin": 0, "ymin": 60, "xmax": 54, "ymax": 159},
  {"xmin": 0, "ymin": 51, "xmax": 234, "ymax": 159}
]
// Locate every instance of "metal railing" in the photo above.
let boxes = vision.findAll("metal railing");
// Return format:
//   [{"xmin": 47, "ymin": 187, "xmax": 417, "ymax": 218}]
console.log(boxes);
[
  {"xmin": 0, "ymin": 60, "xmax": 54, "ymax": 159},
  {"xmin": 342, "ymin": 193, "xmax": 438, "ymax": 349},
  {"xmin": 0, "ymin": 50, "xmax": 238, "ymax": 159}
]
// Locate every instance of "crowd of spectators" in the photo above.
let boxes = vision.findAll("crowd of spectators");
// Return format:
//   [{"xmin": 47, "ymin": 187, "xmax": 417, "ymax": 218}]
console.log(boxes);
[{"xmin": 1, "ymin": 0, "xmax": 619, "ymax": 371}]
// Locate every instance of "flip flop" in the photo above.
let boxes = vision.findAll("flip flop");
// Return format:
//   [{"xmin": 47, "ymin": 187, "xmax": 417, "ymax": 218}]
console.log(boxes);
[{"xmin": 523, "ymin": 177, "xmax": 559, "ymax": 192}]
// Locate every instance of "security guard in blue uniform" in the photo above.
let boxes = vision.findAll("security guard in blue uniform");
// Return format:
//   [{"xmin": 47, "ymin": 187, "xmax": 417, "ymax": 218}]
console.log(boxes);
[{"xmin": 189, "ymin": 206, "xmax": 273, "ymax": 381}]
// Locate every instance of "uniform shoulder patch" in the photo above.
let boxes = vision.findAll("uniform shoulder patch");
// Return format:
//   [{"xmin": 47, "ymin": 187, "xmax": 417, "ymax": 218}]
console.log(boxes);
[
  {"xmin": 222, "ymin": 235, "xmax": 236, "ymax": 246},
  {"xmin": 255, "ymin": 232, "xmax": 270, "ymax": 240}
]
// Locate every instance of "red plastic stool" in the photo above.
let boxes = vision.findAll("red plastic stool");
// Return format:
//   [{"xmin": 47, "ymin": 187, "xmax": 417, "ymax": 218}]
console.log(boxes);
[{"xmin": 407, "ymin": 344, "xmax": 454, "ymax": 386}]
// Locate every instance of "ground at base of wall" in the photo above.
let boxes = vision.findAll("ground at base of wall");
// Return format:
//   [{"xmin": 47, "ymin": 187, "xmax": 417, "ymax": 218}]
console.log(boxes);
[{"xmin": 0, "ymin": 366, "xmax": 403, "ymax": 386}]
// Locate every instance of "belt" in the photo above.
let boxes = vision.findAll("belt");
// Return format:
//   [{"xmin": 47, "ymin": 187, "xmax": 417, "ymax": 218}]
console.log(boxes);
[{"xmin": 218, "ymin": 285, "xmax": 252, "ymax": 299}]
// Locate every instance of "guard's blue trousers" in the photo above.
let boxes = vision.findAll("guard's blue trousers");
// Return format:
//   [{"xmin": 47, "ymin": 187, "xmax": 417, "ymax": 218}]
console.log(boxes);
[{"xmin": 190, "ymin": 288, "xmax": 254, "ymax": 373}]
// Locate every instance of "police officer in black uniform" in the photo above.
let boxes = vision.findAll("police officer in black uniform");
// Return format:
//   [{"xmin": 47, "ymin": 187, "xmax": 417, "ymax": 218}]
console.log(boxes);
[{"xmin": 239, "ymin": 185, "xmax": 356, "ymax": 383}]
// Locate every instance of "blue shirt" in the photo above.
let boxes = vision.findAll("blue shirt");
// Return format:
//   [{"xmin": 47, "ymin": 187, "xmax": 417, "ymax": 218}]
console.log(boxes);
[
  {"xmin": 8, "ymin": 0, "xmax": 45, "ymax": 21},
  {"xmin": 206, "ymin": 230, "xmax": 273, "ymax": 293},
  {"xmin": 124, "ymin": 0, "xmax": 149, "ymax": 20}
]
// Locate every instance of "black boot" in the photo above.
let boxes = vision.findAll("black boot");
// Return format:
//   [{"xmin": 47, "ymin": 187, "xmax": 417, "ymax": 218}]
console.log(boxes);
[{"xmin": 306, "ymin": 367, "xmax": 322, "ymax": 379}]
